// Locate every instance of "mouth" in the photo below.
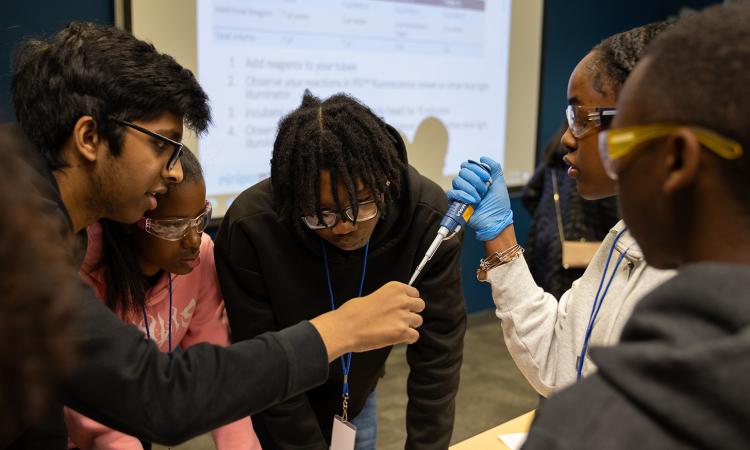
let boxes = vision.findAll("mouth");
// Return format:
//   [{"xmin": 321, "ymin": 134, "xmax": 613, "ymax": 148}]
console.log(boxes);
[
  {"xmin": 179, "ymin": 254, "xmax": 201, "ymax": 270},
  {"xmin": 146, "ymin": 192, "xmax": 158, "ymax": 210}
]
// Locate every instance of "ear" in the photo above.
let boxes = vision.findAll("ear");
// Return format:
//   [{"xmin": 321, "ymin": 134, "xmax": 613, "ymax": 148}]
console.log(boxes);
[
  {"xmin": 72, "ymin": 116, "xmax": 104, "ymax": 163},
  {"xmin": 662, "ymin": 127, "xmax": 701, "ymax": 195}
]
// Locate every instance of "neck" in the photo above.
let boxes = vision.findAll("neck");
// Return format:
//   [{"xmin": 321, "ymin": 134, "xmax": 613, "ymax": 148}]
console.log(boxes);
[
  {"xmin": 53, "ymin": 168, "xmax": 98, "ymax": 233},
  {"xmin": 681, "ymin": 204, "xmax": 750, "ymax": 267}
]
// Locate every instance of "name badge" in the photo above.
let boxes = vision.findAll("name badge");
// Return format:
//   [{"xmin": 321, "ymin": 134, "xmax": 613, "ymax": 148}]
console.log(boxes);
[{"xmin": 330, "ymin": 415, "xmax": 357, "ymax": 450}]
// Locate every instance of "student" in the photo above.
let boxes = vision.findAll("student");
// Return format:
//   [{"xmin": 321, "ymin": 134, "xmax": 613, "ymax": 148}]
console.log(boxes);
[
  {"xmin": 6, "ymin": 22, "xmax": 424, "ymax": 449},
  {"xmin": 447, "ymin": 22, "xmax": 675, "ymax": 397},
  {"xmin": 522, "ymin": 122, "xmax": 619, "ymax": 299},
  {"xmin": 0, "ymin": 130, "xmax": 80, "ymax": 443},
  {"xmin": 524, "ymin": 3, "xmax": 750, "ymax": 448},
  {"xmin": 64, "ymin": 150, "xmax": 261, "ymax": 449},
  {"xmin": 215, "ymin": 92, "xmax": 466, "ymax": 449}
]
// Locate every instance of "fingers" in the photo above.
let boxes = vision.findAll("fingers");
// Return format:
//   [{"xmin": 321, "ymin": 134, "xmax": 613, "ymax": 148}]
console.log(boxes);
[
  {"xmin": 450, "ymin": 177, "xmax": 481, "ymax": 203},
  {"xmin": 461, "ymin": 160, "xmax": 492, "ymax": 182},
  {"xmin": 400, "ymin": 283, "xmax": 420, "ymax": 298},
  {"xmin": 410, "ymin": 297, "xmax": 425, "ymax": 314},
  {"xmin": 446, "ymin": 189, "xmax": 476, "ymax": 205},
  {"xmin": 404, "ymin": 328, "xmax": 420, "ymax": 345},
  {"xmin": 479, "ymin": 156, "xmax": 504, "ymax": 178},
  {"xmin": 459, "ymin": 167, "xmax": 489, "ymax": 196}
]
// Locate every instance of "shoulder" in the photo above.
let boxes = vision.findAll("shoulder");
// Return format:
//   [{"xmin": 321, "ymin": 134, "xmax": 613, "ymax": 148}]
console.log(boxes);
[
  {"xmin": 221, "ymin": 178, "xmax": 278, "ymax": 226},
  {"xmin": 407, "ymin": 165, "xmax": 448, "ymax": 216}
]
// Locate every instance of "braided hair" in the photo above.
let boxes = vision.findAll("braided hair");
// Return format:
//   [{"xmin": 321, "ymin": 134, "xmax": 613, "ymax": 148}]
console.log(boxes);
[
  {"xmin": 271, "ymin": 92, "xmax": 407, "ymax": 232},
  {"xmin": 588, "ymin": 20, "xmax": 675, "ymax": 97}
]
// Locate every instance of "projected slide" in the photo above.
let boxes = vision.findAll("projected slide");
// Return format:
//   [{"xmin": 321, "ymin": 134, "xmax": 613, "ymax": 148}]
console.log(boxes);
[{"xmin": 197, "ymin": 0, "xmax": 511, "ymax": 199}]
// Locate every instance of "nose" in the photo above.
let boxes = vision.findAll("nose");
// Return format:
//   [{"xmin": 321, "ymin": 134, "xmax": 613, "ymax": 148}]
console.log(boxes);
[
  {"xmin": 561, "ymin": 127, "xmax": 577, "ymax": 153},
  {"xmin": 181, "ymin": 226, "xmax": 202, "ymax": 250},
  {"xmin": 331, "ymin": 217, "xmax": 357, "ymax": 235},
  {"xmin": 164, "ymin": 158, "xmax": 184, "ymax": 184}
]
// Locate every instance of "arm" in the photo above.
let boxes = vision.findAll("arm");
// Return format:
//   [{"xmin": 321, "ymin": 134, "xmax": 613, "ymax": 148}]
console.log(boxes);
[
  {"xmin": 60, "ymin": 286, "xmax": 329, "ymax": 446},
  {"xmin": 405, "ymin": 224, "xmax": 466, "ymax": 449},
  {"xmin": 213, "ymin": 218, "xmax": 330, "ymax": 449},
  {"xmin": 448, "ymin": 157, "xmax": 602, "ymax": 397}
]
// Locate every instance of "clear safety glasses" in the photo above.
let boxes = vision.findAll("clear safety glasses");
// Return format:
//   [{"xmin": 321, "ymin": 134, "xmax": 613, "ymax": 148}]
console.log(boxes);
[
  {"xmin": 598, "ymin": 124, "xmax": 743, "ymax": 180},
  {"xmin": 565, "ymin": 105, "xmax": 617, "ymax": 139},
  {"xmin": 301, "ymin": 199, "xmax": 379, "ymax": 230},
  {"xmin": 137, "ymin": 201, "xmax": 212, "ymax": 241}
]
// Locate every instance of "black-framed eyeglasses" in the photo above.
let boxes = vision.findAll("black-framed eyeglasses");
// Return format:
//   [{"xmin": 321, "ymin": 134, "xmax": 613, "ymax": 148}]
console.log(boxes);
[
  {"xmin": 565, "ymin": 105, "xmax": 617, "ymax": 139},
  {"xmin": 301, "ymin": 199, "xmax": 379, "ymax": 230},
  {"xmin": 109, "ymin": 117, "xmax": 185, "ymax": 171}
]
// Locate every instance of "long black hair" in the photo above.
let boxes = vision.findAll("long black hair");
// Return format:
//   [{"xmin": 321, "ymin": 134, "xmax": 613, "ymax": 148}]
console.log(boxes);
[
  {"xmin": 270, "ymin": 91, "xmax": 407, "ymax": 234},
  {"xmin": 98, "ymin": 149, "xmax": 204, "ymax": 317}
]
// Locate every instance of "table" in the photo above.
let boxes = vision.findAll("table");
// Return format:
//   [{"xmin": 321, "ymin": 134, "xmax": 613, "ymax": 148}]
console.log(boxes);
[{"xmin": 450, "ymin": 410, "xmax": 535, "ymax": 450}]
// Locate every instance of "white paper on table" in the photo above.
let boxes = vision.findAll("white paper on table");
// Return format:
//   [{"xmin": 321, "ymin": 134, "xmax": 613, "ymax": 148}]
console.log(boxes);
[{"xmin": 497, "ymin": 432, "xmax": 528, "ymax": 450}]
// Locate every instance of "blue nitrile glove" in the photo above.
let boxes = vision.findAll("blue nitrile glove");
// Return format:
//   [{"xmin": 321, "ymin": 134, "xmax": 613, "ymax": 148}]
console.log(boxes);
[{"xmin": 446, "ymin": 156, "xmax": 513, "ymax": 241}]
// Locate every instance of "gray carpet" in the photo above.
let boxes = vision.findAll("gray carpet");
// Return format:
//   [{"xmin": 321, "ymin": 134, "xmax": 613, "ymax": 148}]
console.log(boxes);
[{"xmin": 156, "ymin": 310, "xmax": 539, "ymax": 449}]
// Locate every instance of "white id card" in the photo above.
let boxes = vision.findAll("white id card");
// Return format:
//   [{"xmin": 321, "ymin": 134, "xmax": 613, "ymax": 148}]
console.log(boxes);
[{"xmin": 330, "ymin": 415, "xmax": 357, "ymax": 450}]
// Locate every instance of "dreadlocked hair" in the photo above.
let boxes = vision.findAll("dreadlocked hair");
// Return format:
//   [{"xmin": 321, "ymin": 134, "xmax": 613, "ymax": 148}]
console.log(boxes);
[
  {"xmin": 589, "ymin": 20, "xmax": 675, "ymax": 97},
  {"xmin": 271, "ymin": 92, "xmax": 407, "ymax": 233},
  {"xmin": 98, "ymin": 149, "xmax": 204, "ymax": 318}
]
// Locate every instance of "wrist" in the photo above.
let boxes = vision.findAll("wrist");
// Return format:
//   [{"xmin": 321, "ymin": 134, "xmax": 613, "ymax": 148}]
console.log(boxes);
[
  {"xmin": 309, "ymin": 310, "xmax": 354, "ymax": 362},
  {"xmin": 484, "ymin": 225, "xmax": 518, "ymax": 254}
]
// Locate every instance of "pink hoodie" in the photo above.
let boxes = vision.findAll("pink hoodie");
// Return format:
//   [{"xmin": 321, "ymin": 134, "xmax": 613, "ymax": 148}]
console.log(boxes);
[{"xmin": 64, "ymin": 222, "xmax": 261, "ymax": 450}]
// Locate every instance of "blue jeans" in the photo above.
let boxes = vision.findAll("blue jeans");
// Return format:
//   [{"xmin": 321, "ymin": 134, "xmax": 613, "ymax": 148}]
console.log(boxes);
[{"xmin": 350, "ymin": 390, "xmax": 377, "ymax": 450}]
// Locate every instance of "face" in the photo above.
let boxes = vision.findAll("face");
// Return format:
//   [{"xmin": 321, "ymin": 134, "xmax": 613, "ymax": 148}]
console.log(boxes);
[
  {"xmin": 91, "ymin": 112, "xmax": 184, "ymax": 224},
  {"xmin": 561, "ymin": 51, "xmax": 619, "ymax": 200},
  {"xmin": 312, "ymin": 170, "xmax": 381, "ymax": 251},
  {"xmin": 612, "ymin": 58, "xmax": 682, "ymax": 269},
  {"xmin": 133, "ymin": 180, "xmax": 206, "ymax": 276}
]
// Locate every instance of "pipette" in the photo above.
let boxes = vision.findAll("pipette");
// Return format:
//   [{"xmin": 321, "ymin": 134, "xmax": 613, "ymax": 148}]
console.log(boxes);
[{"xmin": 408, "ymin": 161, "xmax": 492, "ymax": 286}]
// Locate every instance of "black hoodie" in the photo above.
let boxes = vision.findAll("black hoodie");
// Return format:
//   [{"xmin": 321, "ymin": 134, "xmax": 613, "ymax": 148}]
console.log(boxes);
[
  {"xmin": 0, "ymin": 123, "xmax": 330, "ymax": 449},
  {"xmin": 523, "ymin": 263, "xmax": 750, "ymax": 449},
  {"xmin": 215, "ymin": 161, "xmax": 467, "ymax": 449}
]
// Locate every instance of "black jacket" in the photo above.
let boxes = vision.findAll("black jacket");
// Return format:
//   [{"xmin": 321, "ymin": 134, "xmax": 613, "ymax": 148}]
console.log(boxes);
[
  {"xmin": 215, "ymin": 165, "xmax": 467, "ymax": 449},
  {"xmin": 523, "ymin": 263, "xmax": 750, "ymax": 449},
  {"xmin": 0, "ymin": 124, "xmax": 330, "ymax": 449}
]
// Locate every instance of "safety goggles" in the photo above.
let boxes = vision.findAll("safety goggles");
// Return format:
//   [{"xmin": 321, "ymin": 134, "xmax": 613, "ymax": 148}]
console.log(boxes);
[
  {"xmin": 110, "ymin": 117, "xmax": 185, "ymax": 171},
  {"xmin": 301, "ymin": 199, "xmax": 379, "ymax": 230},
  {"xmin": 137, "ymin": 201, "xmax": 212, "ymax": 241},
  {"xmin": 565, "ymin": 105, "xmax": 617, "ymax": 139},
  {"xmin": 598, "ymin": 124, "xmax": 743, "ymax": 180}
]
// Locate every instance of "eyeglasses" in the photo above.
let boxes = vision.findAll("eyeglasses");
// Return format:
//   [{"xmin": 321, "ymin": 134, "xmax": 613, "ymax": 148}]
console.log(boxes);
[
  {"xmin": 110, "ymin": 117, "xmax": 185, "ymax": 171},
  {"xmin": 301, "ymin": 199, "xmax": 379, "ymax": 230},
  {"xmin": 137, "ymin": 201, "xmax": 212, "ymax": 241},
  {"xmin": 565, "ymin": 105, "xmax": 617, "ymax": 139},
  {"xmin": 598, "ymin": 124, "xmax": 744, "ymax": 180}
]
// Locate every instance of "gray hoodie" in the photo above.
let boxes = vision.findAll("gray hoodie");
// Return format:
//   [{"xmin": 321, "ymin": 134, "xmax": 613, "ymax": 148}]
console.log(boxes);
[
  {"xmin": 487, "ymin": 220, "xmax": 674, "ymax": 396},
  {"xmin": 523, "ymin": 263, "xmax": 750, "ymax": 449}
]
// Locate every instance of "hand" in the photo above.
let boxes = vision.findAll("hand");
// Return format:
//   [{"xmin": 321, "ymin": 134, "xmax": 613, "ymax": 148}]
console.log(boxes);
[
  {"xmin": 310, "ymin": 282, "xmax": 425, "ymax": 361},
  {"xmin": 446, "ymin": 156, "xmax": 513, "ymax": 241}
]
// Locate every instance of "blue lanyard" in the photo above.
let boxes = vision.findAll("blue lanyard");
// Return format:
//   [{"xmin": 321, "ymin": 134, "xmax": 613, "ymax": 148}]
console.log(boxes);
[
  {"xmin": 321, "ymin": 239, "xmax": 369, "ymax": 415},
  {"xmin": 576, "ymin": 228, "xmax": 629, "ymax": 380},
  {"xmin": 142, "ymin": 273, "xmax": 173, "ymax": 353}
]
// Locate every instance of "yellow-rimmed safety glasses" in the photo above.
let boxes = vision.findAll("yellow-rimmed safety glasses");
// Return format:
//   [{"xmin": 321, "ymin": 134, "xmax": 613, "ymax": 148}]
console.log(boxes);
[
  {"xmin": 598, "ymin": 124, "xmax": 744, "ymax": 180},
  {"xmin": 565, "ymin": 105, "xmax": 617, "ymax": 139}
]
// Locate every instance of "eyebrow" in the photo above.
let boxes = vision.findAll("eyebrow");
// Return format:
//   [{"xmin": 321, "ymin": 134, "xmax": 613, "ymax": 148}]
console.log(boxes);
[
  {"xmin": 153, "ymin": 128, "xmax": 183, "ymax": 141},
  {"xmin": 567, "ymin": 96, "xmax": 581, "ymax": 106}
]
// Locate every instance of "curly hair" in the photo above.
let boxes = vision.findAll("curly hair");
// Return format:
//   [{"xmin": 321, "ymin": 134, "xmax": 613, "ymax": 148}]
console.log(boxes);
[
  {"xmin": 0, "ymin": 128, "xmax": 81, "ymax": 439},
  {"xmin": 270, "ymin": 91, "xmax": 408, "ymax": 234},
  {"xmin": 11, "ymin": 21, "xmax": 211, "ymax": 170},
  {"xmin": 588, "ymin": 20, "xmax": 676, "ymax": 97}
]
